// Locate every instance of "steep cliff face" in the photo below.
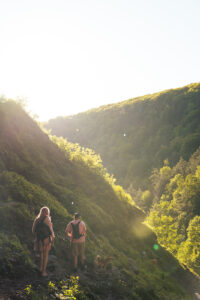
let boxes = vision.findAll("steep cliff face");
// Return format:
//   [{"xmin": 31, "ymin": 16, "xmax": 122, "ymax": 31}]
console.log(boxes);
[{"xmin": 0, "ymin": 100, "xmax": 192, "ymax": 299}]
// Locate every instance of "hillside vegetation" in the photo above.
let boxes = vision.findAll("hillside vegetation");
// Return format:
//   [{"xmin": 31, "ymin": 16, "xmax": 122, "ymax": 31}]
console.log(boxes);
[
  {"xmin": 147, "ymin": 147, "xmax": 200, "ymax": 275},
  {"xmin": 44, "ymin": 82, "xmax": 200, "ymax": 295},
  {"xmin": 46, "ymin": 82, "xmax": 200, "ymax": 189},
  {"xmin": 0, "ymin": 100, "xmax": 193, "ymax": 299}
]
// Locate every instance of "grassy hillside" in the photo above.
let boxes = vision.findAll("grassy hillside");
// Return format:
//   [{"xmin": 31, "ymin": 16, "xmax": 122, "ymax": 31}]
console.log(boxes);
[
  {"xmin": 0, "ymin": 99, "xmax": 194, "ymax": 299},
  {"xmin": 46, "ymin": 82, "xmax": 200, "ymax": 189}
]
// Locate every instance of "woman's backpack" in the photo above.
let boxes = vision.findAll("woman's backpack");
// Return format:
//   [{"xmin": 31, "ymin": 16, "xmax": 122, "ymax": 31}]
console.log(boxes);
[{"xmin": 35, "ymin": 216, "xmax": 52, "ymax": 241}]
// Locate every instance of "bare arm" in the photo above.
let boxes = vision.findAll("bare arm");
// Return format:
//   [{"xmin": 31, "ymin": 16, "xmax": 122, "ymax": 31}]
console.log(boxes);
[
  {"xmin": 65, "ymin": 223, "xmax": 72, "ymax": 238},
  {"xmin": 44, "ymin": 216, "xmax": 55, "ymax": 239},
  {"xmin": 32, "ymin": 218, "xmax": 37, "ymax": 235}
]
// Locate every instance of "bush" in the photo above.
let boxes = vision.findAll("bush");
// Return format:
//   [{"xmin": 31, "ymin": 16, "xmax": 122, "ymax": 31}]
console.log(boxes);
[{"xmin": 0, "ymin": 233, "xmax": 34, "ymax": 279}]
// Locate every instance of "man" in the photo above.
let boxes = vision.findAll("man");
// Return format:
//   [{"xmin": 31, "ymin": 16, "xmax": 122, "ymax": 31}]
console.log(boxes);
[{"xmin": 65, "ymin": 212, "xmax": 86, "ymax": 272}]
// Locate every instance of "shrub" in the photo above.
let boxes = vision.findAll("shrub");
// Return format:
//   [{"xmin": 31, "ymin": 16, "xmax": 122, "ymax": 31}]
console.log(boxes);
[{"xmin": 0, "ymin": 233, "xmax": 34, "ymax": 279}]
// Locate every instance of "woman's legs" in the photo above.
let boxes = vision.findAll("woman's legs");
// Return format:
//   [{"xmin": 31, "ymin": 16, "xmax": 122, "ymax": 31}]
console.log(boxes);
[
  {"xmin": 42, "ymin": 247, "xmax": 49, "ymax": 276},
  {"xmin": 39, "ymin": 238, "xmax": 51, "ymax": 276},
  {"xmin": 40, "ymin": 250, "xmax": 44, "ymax": 272}
]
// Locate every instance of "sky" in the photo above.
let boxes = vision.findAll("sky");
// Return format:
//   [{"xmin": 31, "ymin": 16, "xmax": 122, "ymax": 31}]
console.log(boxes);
[{"xmin": 0, "ymin": 0, "xmax": 200, "ymax": 121}]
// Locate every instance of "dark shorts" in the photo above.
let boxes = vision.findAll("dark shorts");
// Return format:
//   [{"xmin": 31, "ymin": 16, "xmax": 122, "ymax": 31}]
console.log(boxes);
[{"xmin": 71, "ymin": 242, "xmax": 85, "ymax": 257}]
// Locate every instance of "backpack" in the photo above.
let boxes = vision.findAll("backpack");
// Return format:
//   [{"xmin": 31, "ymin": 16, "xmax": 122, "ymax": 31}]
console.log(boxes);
[
  {"xmin": 35, "ymin": 216, "xmax": 52, "ymax": 241},
  {"xmin": 71, "ymin": 221, "xmax": 83, "ymax": 240}
]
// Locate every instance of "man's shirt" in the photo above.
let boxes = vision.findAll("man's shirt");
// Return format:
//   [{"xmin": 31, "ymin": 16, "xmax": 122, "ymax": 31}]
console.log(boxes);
[{"xmin": 65, "ymin": 219, "xmax": 86, "ymax": 243}]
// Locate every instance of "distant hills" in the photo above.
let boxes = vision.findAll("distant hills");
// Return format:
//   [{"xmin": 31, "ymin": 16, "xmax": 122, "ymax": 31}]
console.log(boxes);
[
  {"xmin": 0, "ymin": 100, "xmax": 193, "ymax": 299},
  {"xmin": 46, "ymin": 82, "xmax": 200, "ymax": 189}
]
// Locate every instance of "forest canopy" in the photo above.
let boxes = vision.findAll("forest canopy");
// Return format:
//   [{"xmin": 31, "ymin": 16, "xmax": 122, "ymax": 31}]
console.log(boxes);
[
  {"xmin": 46, "ymin": 82, "xmax": 200, "ymax": 190},
  {"xmin": 147, "ymin": 147, "xmax": 200, "ymax": 275}
]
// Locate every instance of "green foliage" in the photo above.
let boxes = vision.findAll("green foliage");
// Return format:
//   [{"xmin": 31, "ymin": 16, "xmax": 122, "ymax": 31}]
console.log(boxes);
[
  {"xmin": 50, "ymin": 135, "xmax": 116, "ymax": 186},
  {"xmin": 46, "ymin": 82, "xmax": 200, "ymax": 190},
  {"xmin": 23, "ymin": 276, "xmax": 86, "ymax": 300},
  {"xmin": 147, "ymin": 148, "xmax": 200, "ymax": 274},
  {"xmin": 0, "ymin": 233, "xmax": 34, "ymax": 279},
  {"xmin": 141, "ymin": 190, "xmax": 153, "ymax": 211},
  {"xmin": 0, "ymin": 100, "xmax": 193, "ymax": 299},
  {"xmin": 178, "ymin": 216, "xmax": 200, "ymax": 270}
]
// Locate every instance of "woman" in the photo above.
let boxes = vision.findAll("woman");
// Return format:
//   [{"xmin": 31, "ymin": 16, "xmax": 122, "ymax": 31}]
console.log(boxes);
[{"xmin": 32, "ymin": 206, "xmax": 55, "ymax": 277}]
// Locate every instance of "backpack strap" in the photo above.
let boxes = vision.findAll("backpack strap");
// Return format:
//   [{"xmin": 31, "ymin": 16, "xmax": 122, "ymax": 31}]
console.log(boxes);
[{"xmin": 71, "ymin": 221, "xmax": 80, "ymax": 227}]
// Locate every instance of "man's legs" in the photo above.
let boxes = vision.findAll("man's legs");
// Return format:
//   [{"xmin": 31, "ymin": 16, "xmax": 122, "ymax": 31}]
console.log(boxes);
[
  {"xmin": 72, "ymin": 243, "xmax": 78, "ymax": 271},
  {"xmin": 73, "ymin": 255, "xmax": 78, "ymax": 269},
  {"xmin": 79, "ymin": 242, "xmax": 85, "ymax": 269},
  {"xmin": 71, "ymin": 242, "xmax": 85, "ymax": 271}
]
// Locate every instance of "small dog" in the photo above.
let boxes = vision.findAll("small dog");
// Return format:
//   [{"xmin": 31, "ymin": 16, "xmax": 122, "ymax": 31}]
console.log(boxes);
[
  {"xmin": 195, "ymin": 293, "xmax": 200, "ymax": 300},
  {"xmin": 94, "ymin": 255, "xmax": 112, "ymax": 270}
]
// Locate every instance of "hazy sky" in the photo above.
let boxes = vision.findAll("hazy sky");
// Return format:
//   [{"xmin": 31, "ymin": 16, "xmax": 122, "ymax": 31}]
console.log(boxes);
[{"xmin": 0, "ymin": 0, "xmax": 199, "ymax": 121}]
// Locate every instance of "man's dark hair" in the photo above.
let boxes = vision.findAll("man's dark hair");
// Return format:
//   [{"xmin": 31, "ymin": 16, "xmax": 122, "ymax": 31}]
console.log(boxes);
[{"xmin": 74, "ymin": 213, "xmax": 80, "ymax": 220}]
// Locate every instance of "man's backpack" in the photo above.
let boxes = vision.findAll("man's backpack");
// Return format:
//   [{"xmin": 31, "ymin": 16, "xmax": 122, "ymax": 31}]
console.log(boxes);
[
  {"xmin": 35, "ymin": 216, "xmax": 52, "ymax": 241},
  {"xmin": 71, "ymin": 221, "xmax": 83, "ymax": 240}
]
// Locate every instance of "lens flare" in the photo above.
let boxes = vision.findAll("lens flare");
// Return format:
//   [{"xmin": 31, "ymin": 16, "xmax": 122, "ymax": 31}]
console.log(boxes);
[{"xmin": 153, "ymin": 244, "xmax": 159, "ymax": 251}]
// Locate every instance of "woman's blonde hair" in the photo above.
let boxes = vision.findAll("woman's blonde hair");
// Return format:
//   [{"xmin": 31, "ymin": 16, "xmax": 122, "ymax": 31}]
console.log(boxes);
[{"xmin": 37, "ymin": 206, "xmax": 50, "ymax": 219}]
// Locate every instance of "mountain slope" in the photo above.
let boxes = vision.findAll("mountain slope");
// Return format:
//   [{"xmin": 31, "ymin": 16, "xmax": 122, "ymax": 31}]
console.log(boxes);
[
  {"xmin": 46, "ymin": 82, "xmax": 200, "ymax": 189},
  {"xmin": 0, "ymin": 100, "xmax": 194, "ymax": 299}
]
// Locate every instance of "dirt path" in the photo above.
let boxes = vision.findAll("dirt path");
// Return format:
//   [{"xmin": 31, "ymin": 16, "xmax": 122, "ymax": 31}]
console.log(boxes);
[{"xmin": 1, "ymin": 255, "xmax": 200, "ymax": 299}]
